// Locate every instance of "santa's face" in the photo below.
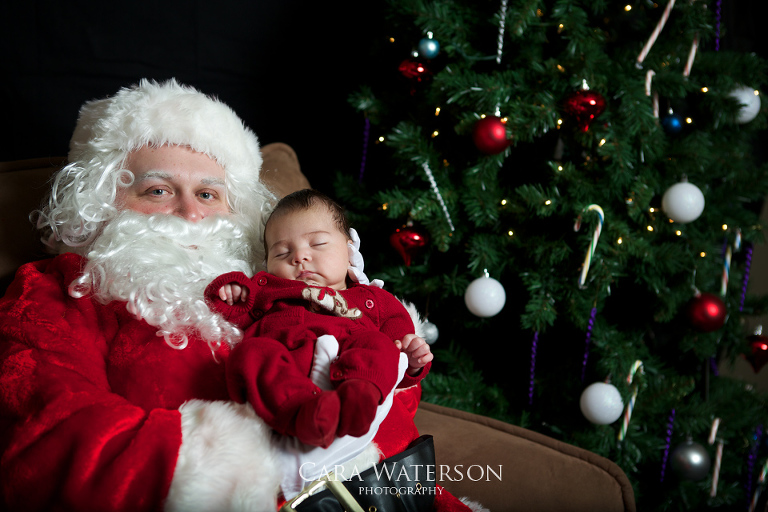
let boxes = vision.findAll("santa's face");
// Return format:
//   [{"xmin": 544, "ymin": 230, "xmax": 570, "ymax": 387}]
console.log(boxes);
[
  {"xmin": 118, "ymin": 145, "xmax": 230, "ymax": 222},
  {"xmin": 265, "ymin": 205, "xmax": 351, "ymax": 291}
]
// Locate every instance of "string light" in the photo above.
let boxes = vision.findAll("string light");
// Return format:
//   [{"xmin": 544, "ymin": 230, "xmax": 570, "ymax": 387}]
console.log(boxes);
[
  {"xmin": 722, "ymin": 224, "xmax": 728, "ymax": 231},
  {"xmin": 434, "ymin": 107, "xmax": 441, "ymax": 116},
  {"xmin": 508, "ymin": 230, "xmax": 514, "ymax": 237},
  {"xmin": 649, "ymin": 207, "xmax": 656, "ymax": 213},
  {"xmin": 501, "ymin": 199, "xmax": 508, "ymax": 206},
  {"xmin": 431, "ymin": 130, "xmax": 439, "ymax": 138},
  {"xmin": 701, "ymin": 87, "xmax": 709, "ymax": 93},
  {"xmin": 617, "ymin": 237, "xmax": 624, "ymax": 244},
  {"xmin": 647, "ymin": 226, "xmax": 654, "ymax": 232},
  {"xmin": 625, "ymin": 5, "xmax": 632, "ymax": 11},
  {"xmin": 378, "ymin": 136, "xmax": 385, "ymax": 142},
  {"xmin": 686, "ymin": 117, "xmax": 693, "ymax": 124},
  {"xmin": 382, "ymin": 203, "xmax": 389, "ymax": 211},
  {"xmin": 701, "ymin": 251, "xmax": 707, "ymax": 258},
  {"xmin": 675, "ymin": 230, "xmax": 682, "ymax": 236},
  {"xmin": 389, "ymin": 37, "xmax": 395, "ymax": 43},
  {"xmin": 557, "ymin": 165, "xmax": 564, "ymax": 172},
  {"xmin": 599, "ymin": 139, "xmax": 606, "ymax": 146},
  {"xmin": 545, "ymin": 199, "xmax": 552, "ymax": 205}
]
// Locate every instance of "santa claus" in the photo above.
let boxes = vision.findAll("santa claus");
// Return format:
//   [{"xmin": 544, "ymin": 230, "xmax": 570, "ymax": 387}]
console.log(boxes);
[{"xmin": 0, "ymin": 79, "xmax": 479, "ymax": 511}]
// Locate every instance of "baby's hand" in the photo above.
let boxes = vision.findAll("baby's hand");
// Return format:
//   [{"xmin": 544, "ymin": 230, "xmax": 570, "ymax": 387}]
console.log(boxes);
[
  {"xmin": 218, "ymin": 283, "xmax": 249, "ymax": 305},
  {"xmin": 395, "ymin": 334, "xmax": 433, "ymax": 376}
]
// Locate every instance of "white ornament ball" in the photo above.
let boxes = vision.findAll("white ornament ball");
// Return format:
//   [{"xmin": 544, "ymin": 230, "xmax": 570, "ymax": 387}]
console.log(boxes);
[
  {"xmin": 728, "ymin": 85, "xmax": 761, "ymax": 124},
  {"xmin": 422, "ymin": 321, "xmax": 439, "ymax": 344},
  {"xmin": 661, "ymin": 182, "xmax": 705, "ymax": 223},
  {"xmin": 464, "ymin": 276, "xmax": 506, "ymax": 317},
  {"xmin": 579, "ymin": 382, "xmax": 624, "ymax": 425}
]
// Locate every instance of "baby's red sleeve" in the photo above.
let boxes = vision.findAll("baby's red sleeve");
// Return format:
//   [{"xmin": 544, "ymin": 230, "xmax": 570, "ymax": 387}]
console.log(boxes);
[{"xmin": 204, "ymin": 271, "xmax": 258, "ymax": 328}]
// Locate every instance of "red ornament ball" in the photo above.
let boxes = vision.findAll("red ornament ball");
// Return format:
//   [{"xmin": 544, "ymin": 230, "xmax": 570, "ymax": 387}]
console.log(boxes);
[
  {"xmin": 389, "ymin": 226, "xmax": 429, "ymax": 266},
  {"xmin": 472, "ymin": 116, "xmax": 510, "ymax": 155},
  {"xmin": 746, "ymin": 334, "xmax": 768, "ymax": 373},
  {"xmin": 564, "ymin": 89, "xmax": 606, "ymax": 132},
  {"xmin": 687, "ymin": 292, "xmax": 726, "ymax": 332},
  {"xmin": 398, "ymin": 58, "xmax": 431, "ymax": 81}
]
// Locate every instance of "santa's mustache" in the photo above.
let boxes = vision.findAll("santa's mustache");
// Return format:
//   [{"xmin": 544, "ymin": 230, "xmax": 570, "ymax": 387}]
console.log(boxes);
[{"xmin": 69, "ymin": 211, "xmax": 259, "ymax": 351}]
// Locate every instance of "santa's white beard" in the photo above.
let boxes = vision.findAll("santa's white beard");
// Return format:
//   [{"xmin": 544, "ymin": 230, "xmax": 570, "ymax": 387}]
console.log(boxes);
[{"xmin": 69, "ymin": 211, "xmax": 259, "ymax": 351}]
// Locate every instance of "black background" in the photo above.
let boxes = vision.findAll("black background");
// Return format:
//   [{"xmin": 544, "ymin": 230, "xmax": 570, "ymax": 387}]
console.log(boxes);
[{"xmin": 1, "ymin": 1, "xmax": 766, "ymax": 192}]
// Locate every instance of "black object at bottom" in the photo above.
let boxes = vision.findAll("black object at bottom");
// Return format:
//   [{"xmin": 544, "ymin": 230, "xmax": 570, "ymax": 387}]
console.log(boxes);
[{"xmin": 294, "ymin": 435, "xmax": 437, "ymax": 512}]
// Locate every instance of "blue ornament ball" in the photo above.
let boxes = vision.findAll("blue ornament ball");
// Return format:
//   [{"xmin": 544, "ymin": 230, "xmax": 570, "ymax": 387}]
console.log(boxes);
[
  {"xmin": 418, "ymin": 37, "xmax": 440, "ymax": 59},
  {"xmin": 662, "ymin": 112, "xmax": 683, "ymax": 135}
]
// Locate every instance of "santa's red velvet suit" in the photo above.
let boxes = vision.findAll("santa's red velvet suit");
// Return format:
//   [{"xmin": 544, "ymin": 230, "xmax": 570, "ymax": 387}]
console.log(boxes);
[{"xmin": 0, "ymin": 254, "xmax": 472, "ymax": 511}]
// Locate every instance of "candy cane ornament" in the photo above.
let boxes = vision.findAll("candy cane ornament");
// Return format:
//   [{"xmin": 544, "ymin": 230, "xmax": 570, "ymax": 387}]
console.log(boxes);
[
  {"xmin": 645, "ymin": 70, "xmax": 659, "ymax": 118},
  {"xmin": 749, "ymin": 459, "xmax": 768, "ymax": 512},
  {"xmin": 637, "ymin": 0, "xmax": 676, "ymax": 67},
  {"xmin": 575, "ymin": 205, "xmax": 605, "ymax": 288},
  {"xmin": 618, "ymin": 360, "xmax": 643, "ymax": 441},
  {"xmin": 721, "ymin": 245, "xmax": 731, "ymax": 298},
  {"xmin": 494, "ymin": 0, "xmax": 509, "ymax": 116},
  {"xmin": 709, "ymin": 418, "xmax": 723, "ymax": 497}
]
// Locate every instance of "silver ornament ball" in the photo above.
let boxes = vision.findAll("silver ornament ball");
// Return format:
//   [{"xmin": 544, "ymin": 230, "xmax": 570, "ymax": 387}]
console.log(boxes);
[
  {"xmin": 422, "ymin": 321, "xmax": 439, "ymax": 344},
  {"xmin": 670, "ymin": 439, "xmax": 711, "ymax": 481}
]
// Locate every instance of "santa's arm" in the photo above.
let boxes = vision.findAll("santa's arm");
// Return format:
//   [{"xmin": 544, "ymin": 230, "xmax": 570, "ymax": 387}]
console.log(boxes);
[
  {"xmin": 373, "ymin": 289, "xmax": 432, "ymax": 388},
  {"xmin": 0, "ymin": 258, "xmax": 280, "ymax": 512}
]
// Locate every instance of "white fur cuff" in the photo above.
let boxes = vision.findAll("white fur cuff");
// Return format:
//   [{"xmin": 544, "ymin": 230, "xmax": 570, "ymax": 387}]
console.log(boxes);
[{"xmin": 166, "ymin": 400, "xmax": 282, "ymax": 512}]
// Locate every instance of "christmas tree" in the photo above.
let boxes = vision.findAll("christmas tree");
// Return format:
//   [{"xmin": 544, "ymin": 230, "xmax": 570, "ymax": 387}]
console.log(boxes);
[{"xmin": 335, "ymin": 0, "xmax": 768, "ymax": 509}]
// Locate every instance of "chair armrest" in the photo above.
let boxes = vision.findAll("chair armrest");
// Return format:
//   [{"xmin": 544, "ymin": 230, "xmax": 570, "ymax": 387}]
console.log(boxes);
[{"xmin": 414, "ymin": 402, "xmax": 636, "ymax": 512}]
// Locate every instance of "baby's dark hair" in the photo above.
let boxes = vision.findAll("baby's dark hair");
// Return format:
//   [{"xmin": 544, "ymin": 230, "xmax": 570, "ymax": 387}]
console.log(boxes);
[{"xmin": 264, "ymin": 189, "xmax": 350, "ymax": 255}]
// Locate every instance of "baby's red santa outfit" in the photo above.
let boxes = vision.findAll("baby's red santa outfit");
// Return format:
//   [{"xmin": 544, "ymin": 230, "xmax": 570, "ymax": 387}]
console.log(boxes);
[
  {"xmin": 0, "ymin": 79, "xmax": 483, "ymax": 511},
  {"xmin": 205, "ymin": 270, "xmax": 430, "ymax": 448}
]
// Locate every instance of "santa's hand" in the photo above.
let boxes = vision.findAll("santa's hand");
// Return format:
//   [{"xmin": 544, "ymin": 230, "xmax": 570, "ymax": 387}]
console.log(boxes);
[
  {"xmin": 218, "ymin": 283, "xmax": 249, "ymax": 305},
  {"xmin": 347, "ymin": 228, "xmax": 384, "ymax": 288},
  {"xmin": 395, "ymin": 334, "xmax": 433, "ymax": 376}
]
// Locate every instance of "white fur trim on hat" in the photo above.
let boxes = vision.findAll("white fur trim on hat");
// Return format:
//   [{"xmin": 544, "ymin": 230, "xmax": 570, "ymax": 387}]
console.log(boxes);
[
  {"xmin": 166, "ymin": 399, "xmax": 281, "ymax": 512},
  {"xmin": 69, "ymin": 78, "xmax": 262, "ymax": 185}
]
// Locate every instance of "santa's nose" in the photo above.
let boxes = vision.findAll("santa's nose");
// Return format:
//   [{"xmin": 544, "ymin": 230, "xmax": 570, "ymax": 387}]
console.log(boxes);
[{"xmin": 174, "ymin": 196, "xmax": 204, "ymax": 222}]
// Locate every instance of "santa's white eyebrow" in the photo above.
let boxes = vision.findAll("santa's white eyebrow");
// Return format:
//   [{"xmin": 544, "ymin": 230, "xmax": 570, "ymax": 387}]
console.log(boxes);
[{"xmin": 136, "ymin": 170, "xmax": 226, "ymax": 187}]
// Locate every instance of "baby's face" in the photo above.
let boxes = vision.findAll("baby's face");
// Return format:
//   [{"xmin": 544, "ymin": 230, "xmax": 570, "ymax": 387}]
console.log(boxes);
[{"xmin": 264, "ymin": 205, "xmax": 351, "ymax": 290}]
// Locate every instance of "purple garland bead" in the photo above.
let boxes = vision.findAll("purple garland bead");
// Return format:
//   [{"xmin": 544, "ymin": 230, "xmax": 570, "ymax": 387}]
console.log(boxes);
[
  {"xmin": 740, "ymin": 244, "xmax": 753, "ymax": 312},
  {"xmin": 746, "ymin": 424, "xmax": 763, "ymax": 506},
  {"xmin": 660, "ymin": 408, "xmax": 676, "ymax": 482},
  {"xmin": 710, "ymin": 357, "xmax": 720, "ymax": 377},
  {"xmin": 358, "ymin": 117, "xmax": 370, "ymax": 183},
  {"xmin": 581, "ymin": 306, "xmax": 598, "ymax": 382},
  {"xmin": 715, "ymin": 0, "xmax": 722, "ymax": 52},
  {"xmin": 528, "ymin": 331, "xmax": 539, "ymax": 406}
]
